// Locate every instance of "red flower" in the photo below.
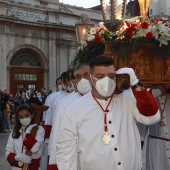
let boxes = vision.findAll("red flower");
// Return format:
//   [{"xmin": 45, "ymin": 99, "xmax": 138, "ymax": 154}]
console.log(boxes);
[
  {"xmin": 155, "ymin": 18, "xmax": 160, "ymax": 23},
  {"xmin": 146, "ymin": 32, "xmax": 154, "ymax": 40},
  {"xmin": 141, "ymin": 21, "xmax": 148, "ymax": 29},
  {"xmin": 86, "ymin": 41, "xmax": 91, "ymax": 45},
  {"xmin": 125, "ymin": 31, "xmax": 132, "ymax": 40},
  {"xmin": 95, "ymin": 35, "xmax": 103, "ymax": 44},
  {"xmin": 124, "ymin": 22, "xmax": 137, "ymax": 40}
]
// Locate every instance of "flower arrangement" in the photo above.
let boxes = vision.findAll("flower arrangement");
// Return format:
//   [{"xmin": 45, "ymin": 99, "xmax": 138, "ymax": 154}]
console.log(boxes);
[
  {"xmin": 76, "ymin": 22, "xmax": 112, "ymax": 52},
  {"xmin": 71, "ymin": 22, "xmax": 112, "ymax": 68},
  {"xmin": 116, "ymin": 16, "xmax": 170, "ymax": 47},
  {"xmin": 71, "ymin": 17, "xmax": 170, "ymax": 67}
]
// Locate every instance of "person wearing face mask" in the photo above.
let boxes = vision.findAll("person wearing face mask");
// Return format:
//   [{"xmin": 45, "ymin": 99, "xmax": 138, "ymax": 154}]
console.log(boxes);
[
  {"xmin": 56, "ymin": 78, "xmax": 62, "ymax": 92},
  {"xmin": 47, "ymin": 63, "xmax": 92, "ymax": 169},
  {"xmin": 43, "ymin": 71, "xmax": 70, "ymax": 169},
  {"xmin": 5, "ymin": 104, "xmax": 45, "ymax": 170},
  {"xmin": 137, "ymin": 84, "xmax": 170, "ymax": 170},
  {"xmin": 56, "ymin": 55, "xmax": 160, "ymax": 170},
  {"xmin": 41, "ymin": 76, "xmax": 64, "ymax": 170}
]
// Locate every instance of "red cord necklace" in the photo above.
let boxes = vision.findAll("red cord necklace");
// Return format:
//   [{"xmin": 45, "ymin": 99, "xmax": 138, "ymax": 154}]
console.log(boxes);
[{"xmin": 92, "ymin": 92, "xmax": 113, "ymax": 144}]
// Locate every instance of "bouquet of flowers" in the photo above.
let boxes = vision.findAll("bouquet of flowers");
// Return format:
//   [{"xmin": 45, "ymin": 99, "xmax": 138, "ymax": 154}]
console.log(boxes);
[
  {"xmin": 72, "ymin": 22, "xmax": 112, "ymax": 68},
  {"xmin": 116, "ymin": 16, "xmax": 170, "ymax": 47}
]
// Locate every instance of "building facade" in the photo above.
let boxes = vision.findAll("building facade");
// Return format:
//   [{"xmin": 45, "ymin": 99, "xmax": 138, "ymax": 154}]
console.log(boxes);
[
  {"xmin": 0, "ymin": 0, "xmax": 102, "ymax": 94},
  {"xmin": 150, "ymin": 0, "xmax": 170, "ymax": 17}
]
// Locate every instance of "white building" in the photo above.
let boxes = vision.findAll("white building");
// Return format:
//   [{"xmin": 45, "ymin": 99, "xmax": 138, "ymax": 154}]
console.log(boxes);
[
  {"xmin": 0, "ymin": 0, "xmax": 102, "ymax": 94},
  {"xmin": 150, "ymin": 0, "xmax": 170, "ymax": 17}
]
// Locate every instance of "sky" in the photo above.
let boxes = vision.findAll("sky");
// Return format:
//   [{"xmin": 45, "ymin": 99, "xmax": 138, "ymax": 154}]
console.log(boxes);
[{"xmin": 59, "ymin": 0, "xmax": 123, "ymax": 8}]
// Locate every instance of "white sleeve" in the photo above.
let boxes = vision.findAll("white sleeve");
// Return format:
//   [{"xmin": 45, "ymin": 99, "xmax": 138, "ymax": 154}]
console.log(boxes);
[
  {"xmin": 56, "ymin": 108, "xmax": 78, "ymax": 170},
  {"xmin": 5, "ymin": 132, "xmax": 15, "ymax": 158},
  {"xmin": 30, "ymin": 126, "xmax": 45, "ymax": 153},
  {"xmin": 136, "ymin": 122, "xmax": 149, "ymax": 141}
]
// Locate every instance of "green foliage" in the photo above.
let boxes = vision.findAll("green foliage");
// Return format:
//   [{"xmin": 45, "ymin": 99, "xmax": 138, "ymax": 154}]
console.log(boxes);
[{"xmin": 70, "ymin": 41, "xmax": 105, "ymax": 68}]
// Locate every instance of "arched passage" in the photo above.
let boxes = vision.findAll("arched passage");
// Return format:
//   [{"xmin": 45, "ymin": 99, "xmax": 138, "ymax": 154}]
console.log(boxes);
[{"xmin": 8, "ymin": 46, "xmax": 47, "ymax": 95}]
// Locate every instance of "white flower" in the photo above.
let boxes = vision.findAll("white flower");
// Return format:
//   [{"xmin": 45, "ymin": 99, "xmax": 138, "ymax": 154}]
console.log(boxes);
[
  {"xmin": 90, "ymin": 28, "xmax": 96, "ymax": 35},
  {"xmin": 86, "ymin": 35, "xmax": 95, "ymax": 41},
  {"xmin": 98, "ymin": 22, "xmax": 104, "ymax": 28}
]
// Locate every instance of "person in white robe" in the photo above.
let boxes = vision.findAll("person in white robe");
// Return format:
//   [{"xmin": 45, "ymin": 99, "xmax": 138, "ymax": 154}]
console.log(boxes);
[
  {"xmin": 48, "ymin": 64, "xmax": 92, "ymax": 169},
  {"xmin": 56, "ymin": 55, "xmax": 160, "ymax": 170},
  {"xmin": 138, "ymin": 85, "xmax": 170, "ymax": 170},
  {"xmin": 43, "ymin": 72, "xmax": 69, "ymax": 170}
]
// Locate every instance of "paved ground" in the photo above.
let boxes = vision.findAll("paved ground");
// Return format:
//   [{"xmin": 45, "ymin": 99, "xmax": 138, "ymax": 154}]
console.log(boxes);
[{"xmin": 0, "ymin": 130, "xmax": 11, "ymax": 170}]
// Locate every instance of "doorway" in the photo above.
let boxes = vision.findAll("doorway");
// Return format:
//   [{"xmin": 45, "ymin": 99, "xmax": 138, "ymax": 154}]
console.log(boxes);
[{"xmin": 9, "ymin": 49, "xmax": 44, "ymax": 95}]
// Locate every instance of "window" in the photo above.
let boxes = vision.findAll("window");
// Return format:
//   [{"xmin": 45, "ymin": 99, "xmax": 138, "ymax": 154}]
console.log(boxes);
[
  {"xmin": 10, "ymin": 50, "xmax": 41, "ymax": 67},
  {"xmin": 17, "ymin": 84, "xmax": 24, "ymax": 92},
  {"xmin": 14, "ymin": 74, "xmax": 37, "ymax": 81}
]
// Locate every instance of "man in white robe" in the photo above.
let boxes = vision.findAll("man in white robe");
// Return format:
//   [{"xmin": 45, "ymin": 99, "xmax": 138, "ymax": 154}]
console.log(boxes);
[
  {"xmin": 56, "ymin": 55, "xmax": 160, "ymax": 170},
  {"xmin": 43, "ymin": 72, "xmax": 70, "ymax": 170},
  {"xmin": 47, "ymin": 64, "xmax": 92, "ymax": 169},
  {"xmin": 139, "ymin": 85, "xmax": 170, "ymax": 170}
]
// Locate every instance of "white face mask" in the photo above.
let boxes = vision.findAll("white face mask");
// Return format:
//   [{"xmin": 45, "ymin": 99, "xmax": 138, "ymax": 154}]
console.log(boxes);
[
  {"xmin": 58, "ymin": 85, "xmax": 62, "ymax": 91},
  {"xmin": 62, "ymin": 84, "xmax": 67, "ymax": 90},
  {"xmin": 70, "ymin": 82, "xmax": 75, "ymax": 91},
  {"xmin": 19, "ymin": 117, "xmax": 32, "ymax": 127},
  {"xmin": 77, "ymin": 78, "xmax": 92, "ymax": 95},
  {"xmin": 152, "ymin": 89, "xmax": 161, "ymax": 98},
  {"xmin": 91, "ymin": 75, "xmax": 116, "ymax": 97},
  {"xmin": 67, "ymin": 86, "xmax": 72, "ymax": 92}
]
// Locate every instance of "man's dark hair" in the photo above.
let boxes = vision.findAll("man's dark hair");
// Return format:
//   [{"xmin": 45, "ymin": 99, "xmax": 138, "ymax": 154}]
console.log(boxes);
[
  {"xmin": 89, "ymin": 55, "xmax": 114, "ymax": 73},
  {"xmin": 60, "ymin": 71, "xmax": 67, "ymax": 84},
  {"xmin": 56, "ymin": 77, "xmax": 61, "ymax": 84},
  {"xmin": 67, "ymin": 68, "xmax": 75, "ymax": 80}
]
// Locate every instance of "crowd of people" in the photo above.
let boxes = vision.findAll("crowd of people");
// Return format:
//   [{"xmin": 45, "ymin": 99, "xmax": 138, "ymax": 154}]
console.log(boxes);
[
  {"xmin": 2, "ymin": 55, "xmax": 170, "ymax": 170},
  {"xmin": 0, "ymin": 88, "xmax": 51, "ymax": 133}
]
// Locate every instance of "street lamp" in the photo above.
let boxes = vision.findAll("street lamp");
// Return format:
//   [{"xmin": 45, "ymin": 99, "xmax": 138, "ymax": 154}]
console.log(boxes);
[
  {"xmin": 75, "ymin": 14, "xmax": 94, "ymax": 45},
  {"xmin": 100, "ymin": 0, "xmax": 127, "ymax": 32}
]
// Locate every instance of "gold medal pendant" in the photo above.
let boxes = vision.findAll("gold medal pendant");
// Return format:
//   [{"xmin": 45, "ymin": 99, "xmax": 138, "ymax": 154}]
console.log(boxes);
[
  {"xmin": 102, "ymin": 132, "xmax": 111, "ymax": 144},
  {"xmin": 160, "ymin": 120, "xmax": 165, "ymax": 127},
  {"xmin": 18, "ymin": 161, "xmax": 23, "ymax": 167}
]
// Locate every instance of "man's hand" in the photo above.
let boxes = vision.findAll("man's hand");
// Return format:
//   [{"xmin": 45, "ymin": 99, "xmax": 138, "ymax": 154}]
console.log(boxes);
[{"xmin": 116, "ymin": 68, "xmax": 139, "ymax": 86}]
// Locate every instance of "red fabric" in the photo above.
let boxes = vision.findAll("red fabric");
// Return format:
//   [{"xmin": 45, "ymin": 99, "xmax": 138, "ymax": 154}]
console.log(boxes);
[
  {"xmin": 44, "ymin": 125, "xmax": 52, "ymax": 139},
  {"xmin": 7, "ymin": 152, "xmax": 22, "ymax": 168},
  {"xmin": 23, "ymin": 135, "xmax": 37, "ymax": 150},
  {"xmin": 28, "ymin": 158, "xmax": 40, "ymax": 170},
  {"xmin": 47, "ymin": 164, "xmax": 58, "ymax": 170},
  {"xmin": 47, "ymin": 155, "xmax": 58, "ymax": 170},
  {"xmin": 132, "ymin": 88, "xmax": 159, "ymax": 116}
]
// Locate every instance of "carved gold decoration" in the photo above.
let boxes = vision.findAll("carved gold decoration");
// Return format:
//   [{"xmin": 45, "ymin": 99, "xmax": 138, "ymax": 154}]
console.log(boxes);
[
  {"xmin": 163, "ymin": 57, "xmax": 170, "ymax": 80},
  {"xmin": 128, "ymin": 49, "xmax": 153, "ymax": 79},
  {"xmin": 138, "ymin": 0, "xmax": 151, "ymax": 17}
]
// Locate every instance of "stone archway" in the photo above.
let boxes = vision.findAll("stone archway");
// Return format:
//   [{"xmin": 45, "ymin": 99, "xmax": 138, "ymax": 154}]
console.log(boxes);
[{"xmin": 7, "ymin": 45, "xmax": 48, "ymax": 95}]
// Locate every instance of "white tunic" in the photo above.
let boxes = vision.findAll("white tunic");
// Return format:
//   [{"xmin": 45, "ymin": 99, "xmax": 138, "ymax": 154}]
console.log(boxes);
[
  {"xmin": 146, "ymin": 94, "xmax": 170, "ymax": 170},
  {"xmin": 47, "ymin": 91, "xmax": 69, "ymax": 154},
  {"xmin": 43, "ymin": 91, "xmax": 57, "ymax": 122},
  {"xmin": 5, "ymin": 126, "xmax": 44, "ymax": 170},
  {"xmin": 56, "ymin": 90, "xmax": 160, "ymax": 170},
  {"xmin": 49, "ymin": 92, "xmax": 81, "ymax": 165},
  {"xmin": 45, "ymin": 91, "xmax": 65, "ymax": 127}
]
